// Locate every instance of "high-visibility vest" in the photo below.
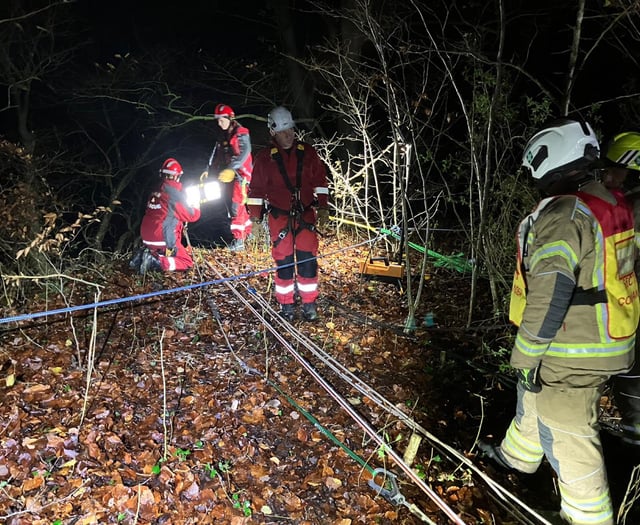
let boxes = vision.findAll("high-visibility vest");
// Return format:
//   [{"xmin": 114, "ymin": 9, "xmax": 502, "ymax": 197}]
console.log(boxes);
[{"xmin": 509, "ymin": 192, "xmax": 639, "ymax": 340}]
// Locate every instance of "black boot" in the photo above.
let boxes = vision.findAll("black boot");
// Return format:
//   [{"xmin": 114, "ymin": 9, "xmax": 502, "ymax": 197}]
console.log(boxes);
[
  {"xmin": 477, "ymin": 441, "xmax": 513, "ymax": 470},
  {"xmin": 302, "ymin": 302, "xmax": 318, "ymax": 321},
  {"xmin": 139, "ymin": 249, "xmax": 161, "ymax": 275},
  {"xmin": 229, "ymin": 238, "xmax": 245, "ymax": 252},
  {"xmin": 279, "ymin": 304, "xmax": 295, "ymax": 322},
  {"xmin": 129, "ymin": 247, "xmax": 144, "ymax": 271}
]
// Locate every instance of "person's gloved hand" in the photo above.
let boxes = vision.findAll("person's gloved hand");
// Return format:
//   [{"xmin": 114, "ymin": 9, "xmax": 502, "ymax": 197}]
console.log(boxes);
[
  {"xmin": 218, "ymin": 169, "xmax": 236, "ymax": 183},
  {"xmin": 164, "ymin": 247, "xmax": 177, "ymax": 257},
  {"xmin": 316, "ymin": 208, "xmax": 331, "ymax": 228},
  {"xmin": 200, "ymin": 170, "xmax": 209, "ymax": 182},
  {"xmin": 516, "ymin": 366, "xmax": 542, "ymax": 393}
]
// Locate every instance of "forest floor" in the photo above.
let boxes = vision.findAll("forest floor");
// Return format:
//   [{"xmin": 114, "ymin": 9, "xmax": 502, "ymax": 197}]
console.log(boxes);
[{"xmin": 0, "ymin": 228, "xmax": 639, "ymax": 525}]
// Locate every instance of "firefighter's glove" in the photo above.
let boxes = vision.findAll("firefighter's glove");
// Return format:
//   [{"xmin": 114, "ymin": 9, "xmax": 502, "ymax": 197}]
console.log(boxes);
[
  {"xmin": 516, "ymin": 367, "xmax": 542, "ymax": 393},
  {"xmin": 316, "ymin": 208, "xmax": 331, "ymax": 228},
  {"xmin": 200, "ymin": 170, "xmax": 209, "ymax": 182},
  {"xmin": 218, "ymin": 169, "xmax": 236, "ymax": 183},
  {"xmin": 164, "ymin": 247, "xmax": 177, "ymax": 257}
]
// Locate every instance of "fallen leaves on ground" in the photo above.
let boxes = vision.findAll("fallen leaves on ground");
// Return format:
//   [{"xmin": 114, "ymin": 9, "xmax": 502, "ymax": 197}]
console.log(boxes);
[{"xmin": 2, "ymin": 234, "xmax": 626, "ymax": 524}]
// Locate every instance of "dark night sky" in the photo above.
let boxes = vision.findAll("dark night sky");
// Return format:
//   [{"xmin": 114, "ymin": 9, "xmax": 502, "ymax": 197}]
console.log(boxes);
[
  {"xmin": 79, "ymin": 1, "xmax": 289, "ymax": 60},
  {"xmin": 5, "ymin": 1, "xmax": 639, "ymax": 143},
  {"xmin": 2, "ymin": 1, "xmax": 638, "ymax": 247},
  {"xmin": 79, "ymin": 0, "xmax": 310, "ymax": 61}
]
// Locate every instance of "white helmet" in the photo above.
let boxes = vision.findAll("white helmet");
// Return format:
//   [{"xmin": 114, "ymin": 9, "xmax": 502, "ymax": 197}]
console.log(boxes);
[
  {"xmin": 267, "ymin": 106, "xmax": 295, "ymax": 133},
  {"xmin": 522, "ymin": 119, "xmax": 599, "ymax": 189}
]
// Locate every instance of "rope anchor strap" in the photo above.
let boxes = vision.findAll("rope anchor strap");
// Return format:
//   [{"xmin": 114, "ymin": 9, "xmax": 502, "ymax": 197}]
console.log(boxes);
[{"xmin": 368, "ymin": 468, "xmax": 436, "ymax": 524}]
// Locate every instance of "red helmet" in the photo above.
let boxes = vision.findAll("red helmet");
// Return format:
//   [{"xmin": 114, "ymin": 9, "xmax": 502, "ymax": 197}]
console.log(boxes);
[
  {"xmin": 214, "ymin": 103, "xmax": 235, "ymax": 119},
  {"xmin": 159, "ymin": 158, "xmax": 183, "ymax": 180}
]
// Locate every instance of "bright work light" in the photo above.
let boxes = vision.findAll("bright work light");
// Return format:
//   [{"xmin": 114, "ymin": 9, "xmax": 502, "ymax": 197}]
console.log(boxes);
[
  {"xmin": 202, "ymin": 181, "xmax": 221, "ymax": 201},
  {"xmin": 185, "ymin": 181, "xmax": 222, "ymax": 207}
]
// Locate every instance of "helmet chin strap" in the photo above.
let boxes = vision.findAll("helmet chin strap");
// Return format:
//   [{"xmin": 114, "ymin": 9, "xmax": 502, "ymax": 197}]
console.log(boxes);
[
  {"xmin": 539, "ymin": 170, "xmax": 596, "ymax": 196},
  {"xmin": 576, "ymin": 172, "xmax": 596, "ymax": 189}
]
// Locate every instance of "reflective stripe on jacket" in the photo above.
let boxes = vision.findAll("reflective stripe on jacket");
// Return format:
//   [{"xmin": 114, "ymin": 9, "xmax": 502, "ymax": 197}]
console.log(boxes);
[
  {"xmin": 508, "ymin": 182, "xmax": 638, "ymax": 376},
  {"xmin": 140, "ymin": 179, "xmax": 201, "ymax": 248},
  {"xmin": 248, "ymin": 139, "xmax": 329, "ymax": 213}
]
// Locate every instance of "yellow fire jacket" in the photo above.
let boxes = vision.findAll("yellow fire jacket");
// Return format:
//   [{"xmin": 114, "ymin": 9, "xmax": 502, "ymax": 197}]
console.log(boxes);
[{"xmin": 508, "ymin": 181, "xmax": 638, "ymax": 385}]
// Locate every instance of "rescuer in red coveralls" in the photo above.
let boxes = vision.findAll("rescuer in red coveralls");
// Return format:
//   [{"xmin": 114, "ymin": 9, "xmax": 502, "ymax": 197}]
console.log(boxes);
[
  {"xmin": 200, "ymin": 103, "xmax": 253, "ymax": 251},
  {"xmin": 247, "ymin": 106, "xmax": 330, "ymax": 322},
  {"xmin": 138, "ymin": 158, "xmax": 201, "ymax": 274}
]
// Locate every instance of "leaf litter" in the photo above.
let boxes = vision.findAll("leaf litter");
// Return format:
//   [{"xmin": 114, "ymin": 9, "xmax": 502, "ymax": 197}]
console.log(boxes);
[{"xmin": 1, "ymin": 234, "xmax": 636, "ymax": 524}]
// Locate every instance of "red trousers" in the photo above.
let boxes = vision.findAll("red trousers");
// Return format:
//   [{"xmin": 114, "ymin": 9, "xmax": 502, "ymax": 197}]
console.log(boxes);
[
  {"xmin": 143, "ymin": 241, "xmax": 194, "ymax": 272},
  {"xmin": 230, "ymin": 180, "xmax": 252, "ymax": 240},
  {"xmin": 268, "ymin": 210, "xmax": 319, "ymax": 305}
]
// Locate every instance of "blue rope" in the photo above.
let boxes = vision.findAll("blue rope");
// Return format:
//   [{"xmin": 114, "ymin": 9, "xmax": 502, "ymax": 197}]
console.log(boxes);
[
  {"xmin": 1, "ymin": 273, "xmax": 240, "ymax": 325},
  {"xmin": 0, "ymin": 236, "xmax": 381, "ymax": 326}
]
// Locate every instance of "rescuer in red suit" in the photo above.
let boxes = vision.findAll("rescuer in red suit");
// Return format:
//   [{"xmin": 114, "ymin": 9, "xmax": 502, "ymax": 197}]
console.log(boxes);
[
  {"xmin": 200, "ymin": 103, "xmax": 253, "ymax": 251},
  {"xmin": 247, "ymin": 106, "xmax": 330, "ymax": 322},
  {"xmin": 138, "ymin": 158, "xmax": 201, "ymax": 274}
]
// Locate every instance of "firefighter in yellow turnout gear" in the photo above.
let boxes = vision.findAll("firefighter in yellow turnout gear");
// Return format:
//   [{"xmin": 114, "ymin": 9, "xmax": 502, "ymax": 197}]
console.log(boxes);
[
  {"xmin": 605, "ymin": 131, "xmax": 640, "ymax": 446},
  {"xmin": 480, "ymin": 119, "xmax": 639, "ymax": 525}
]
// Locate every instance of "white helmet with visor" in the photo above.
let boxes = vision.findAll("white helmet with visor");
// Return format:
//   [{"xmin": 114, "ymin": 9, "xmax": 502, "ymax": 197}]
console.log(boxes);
[{"xmin": 522, "ymin": 119, "xmax": 599, "ymax": 191}]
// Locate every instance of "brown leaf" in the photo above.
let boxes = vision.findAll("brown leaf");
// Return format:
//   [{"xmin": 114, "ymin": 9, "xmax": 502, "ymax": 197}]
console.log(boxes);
[
  {"xmin": 325, "ymin": 476, "xmax": 343, "ymax": 490},
  {"xmin": 182, "ymin": 481, "xmax": 200, "ymax": 500},
  {"xmin": 87, "ymin": 441, "xmax": 102, "ymax": 460},
  {"xmin": 283, "ymin": 492, "xmax": 303, "ymax": 512},
  {"xmin": 302, "ymin": 471, "xmax": 323, "ymax": 487},
  {"xmin": 241, "ymin": 407, "xmax": 265, "ymax": 424},
  {"xmin": 22, "ymin": 383, "xmax": 50, "ymax": 395},
  {"xmin": 22, "ymin": 475, "xmax": 44, "ymax": 491},
  {"xmin": 249, "ymin": 463, "xmax": 270, "ymax": 479},
  {"xmin": 296, "ymin": 427, "xmax": 309, "ymax": 442}
]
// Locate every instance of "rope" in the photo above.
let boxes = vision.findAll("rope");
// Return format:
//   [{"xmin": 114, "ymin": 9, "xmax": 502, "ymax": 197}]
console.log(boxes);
[
  {"xmin": 207, "ymin": 259, "xmax": 464, "ymax": 524},
  {"xmin": 0, "ymin": 236, "xmax": 382, "ymax": 326},
  {"xmin": 3, "ymin": 236, "xmax": 546, "ymax": 523},
  {"xmin": 204, "ymin": 266, "xmax": 436, "ymax": 522},
  {"xmin": 334, "ymin": 217, "xmax": 472, "ymax": 273},
  {"xmin": 212, "ymin": 259, "xmax": 551, "ymax": 525}
]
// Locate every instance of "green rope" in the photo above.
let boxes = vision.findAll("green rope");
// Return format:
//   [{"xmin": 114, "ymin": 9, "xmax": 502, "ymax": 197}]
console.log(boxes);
[
  {"xmin": 264, "ymin": 376, "xmax": 435, "ymax": 523},
  {"xmin": 378, "ymin": 227, "xmax": 471, "ymax": 274},
  {"xmin": 265, "ymin": 376, "xmax": 374, "ymax": 474},
  {"xmin": 332, "ymin": 217, "xmax": 471, "ymax": 273}
]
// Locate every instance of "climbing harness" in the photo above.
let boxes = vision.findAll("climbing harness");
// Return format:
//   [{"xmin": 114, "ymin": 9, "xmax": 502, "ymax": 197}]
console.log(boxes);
[{"xmin": 269, "ymin": 144, "xmax": 320, "ymax": 247}]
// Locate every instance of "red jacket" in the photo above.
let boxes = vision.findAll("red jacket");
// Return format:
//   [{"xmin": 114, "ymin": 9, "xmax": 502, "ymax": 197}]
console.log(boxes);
[
  {"xmin": 140, "ymin": 178, "xmax": 201, "ymax": 248},
  {"xmin": 211, "ymin": 122, "xmax": 252, "ymax": 181},
  {"xmin": 248, "ymin": 140, "xmax": 328, "ymax": 216}
]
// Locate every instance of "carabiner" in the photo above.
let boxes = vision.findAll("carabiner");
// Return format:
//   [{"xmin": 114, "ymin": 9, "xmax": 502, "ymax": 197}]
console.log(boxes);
[{"xmin": 367, "ymin": 468, "xmax": 406, "ymax": 506}]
